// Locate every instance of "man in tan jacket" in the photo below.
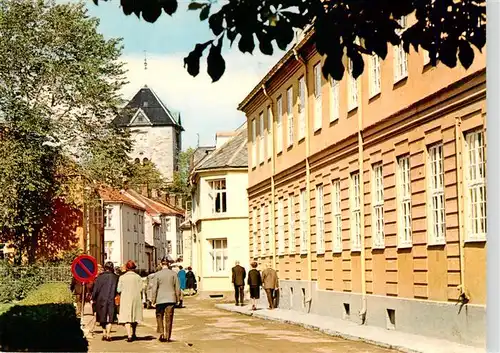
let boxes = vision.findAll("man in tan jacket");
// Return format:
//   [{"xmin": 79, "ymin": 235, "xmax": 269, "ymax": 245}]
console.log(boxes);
[{"xmin": 261, "ymin": 263, "xmax": 279, "ymax": 309}]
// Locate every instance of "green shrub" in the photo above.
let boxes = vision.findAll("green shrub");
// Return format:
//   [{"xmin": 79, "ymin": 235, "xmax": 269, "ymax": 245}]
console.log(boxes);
[
  {"xmin": 0, "ymin": 303, "xmax": 88, "ymax": 352},
  {"xmin": 21, "ymin": 283, "xmax": 73, "ymax": 305}
]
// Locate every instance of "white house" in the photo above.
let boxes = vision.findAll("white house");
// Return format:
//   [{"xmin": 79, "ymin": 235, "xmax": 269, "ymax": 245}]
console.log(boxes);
[
  {"xmin": 189, "ymin": 123, "xmax": 249, "ymax": 295},
  {"xmin": 113, "ymin": 85, "xmax": 184, "ymax": 182},
  {"xmin": 99, "ymin": 187, "xmax": 147, "ymax": 272}
]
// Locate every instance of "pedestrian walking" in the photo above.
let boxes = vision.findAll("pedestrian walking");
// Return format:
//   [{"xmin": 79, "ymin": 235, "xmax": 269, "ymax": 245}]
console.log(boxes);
[
  {"xmin": 177, "ymin": 266, "xmax": 186, "ymax": 308},
  {"xmin": 117, "ymin": 260, "xmax": 143, "ymax": 342},
  {"xmin": 186, "ymin": 267, "xmax": 197, "ymax": 295},
  {"xmin": 261, "ymin": 263, "xmax": 279, "ymax": 310},
  {"xmin": 247, "ymin": 262, "xmax": 262, "ymax": 311},
  {"xmin": 231, "ymin": 260, "xmax": 246, "ymax": 306},
  {"xmin": 70, "ymin": 276, "xmax": 85, "ymax": 318},
  {"xmin": 91, "ymin": 261, "xmax": 119, "ymax": 342},
  {"xmin": 151, "ymin": 258, "xmax": 181, "ymax": 343}
]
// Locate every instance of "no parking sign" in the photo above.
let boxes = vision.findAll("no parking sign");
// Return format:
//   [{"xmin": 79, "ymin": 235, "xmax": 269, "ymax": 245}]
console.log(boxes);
[{"xmin": 71, "ymin": 254, "xmax": 98, "ymax": 284}]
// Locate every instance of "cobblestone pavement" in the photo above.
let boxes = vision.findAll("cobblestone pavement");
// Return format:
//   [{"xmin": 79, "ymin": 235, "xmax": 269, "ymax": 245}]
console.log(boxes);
[{"xmin": 87, "ymin": 297, "xmax": 397, "ymax": 353}]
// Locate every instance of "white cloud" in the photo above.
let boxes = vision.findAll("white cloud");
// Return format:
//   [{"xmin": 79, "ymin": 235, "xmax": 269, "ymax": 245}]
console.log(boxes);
[{"xmin": 121, "ymin": 50, "xmax": 281, "ymax": 149}]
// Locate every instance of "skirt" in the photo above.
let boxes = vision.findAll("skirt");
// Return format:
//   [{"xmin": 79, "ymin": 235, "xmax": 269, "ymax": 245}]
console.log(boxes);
[{"xmin": 249, "ymin": 286, "xmax": 260, "ymax": 299}]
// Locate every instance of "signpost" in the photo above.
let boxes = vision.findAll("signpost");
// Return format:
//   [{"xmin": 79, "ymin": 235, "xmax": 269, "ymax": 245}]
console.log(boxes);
[{"xmin": 71, "ymin": 255, "xmax": 98, "ymax": 327}]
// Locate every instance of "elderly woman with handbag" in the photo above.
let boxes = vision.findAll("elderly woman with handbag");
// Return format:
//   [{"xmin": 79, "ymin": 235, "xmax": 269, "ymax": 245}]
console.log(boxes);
[
  {"xmin": 117, "ymin": 260, "xmax": 144, "ymax": 342},
  {"xmin": 92, "ymin": 261, "xmax": 119, "ymax": 342}
]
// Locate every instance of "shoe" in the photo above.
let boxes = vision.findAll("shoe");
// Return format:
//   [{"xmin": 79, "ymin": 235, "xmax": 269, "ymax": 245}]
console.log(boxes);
[
  {"xmin": 101, "ymin": 336, "xmax": 107, "ymax": 341},
  {"xmin": 159, "ymin": 335, "xmax": 167, "ymax": 343},
  {"xmin": 235, "ymin": 303, "xmax": 239, "ymax": 306},
  {"xmin": 106, "ymin": 337, "xmax": 112, "ymax": 342},
  {"xmin": 127, "ymin": 337, "xmax": 133, "ymax": 342},
  {"xmin": 132, "ymin": 334, "xmax": 137, "ymax": 341}
]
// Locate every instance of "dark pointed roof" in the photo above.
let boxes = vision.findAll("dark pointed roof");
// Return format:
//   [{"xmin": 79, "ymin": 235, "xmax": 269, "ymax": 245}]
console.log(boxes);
[{"xmin": 113, "ymin": 85, "xmax": 184, "ymax": 130}]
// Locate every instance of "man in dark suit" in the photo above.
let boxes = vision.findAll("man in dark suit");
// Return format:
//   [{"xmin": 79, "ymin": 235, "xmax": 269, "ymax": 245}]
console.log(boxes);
[{"xmin": 231, "ymin": 261, "xmax": 246, "ymax": 306}]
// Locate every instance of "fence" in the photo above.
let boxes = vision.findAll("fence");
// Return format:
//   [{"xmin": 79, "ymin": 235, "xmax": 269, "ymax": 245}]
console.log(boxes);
[{"xmin": 0, "ymin": 265, "xmax": 72, "ymax": 284}]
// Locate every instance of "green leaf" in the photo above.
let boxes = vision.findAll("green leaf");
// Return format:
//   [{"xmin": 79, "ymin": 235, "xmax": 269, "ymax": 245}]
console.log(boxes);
[
  {"xmin": 238, "ymin": 33, "xmax": 255, "ymax": 54},
  {"xmin": 209, "ymin": 12, "xmax": 224, "ymax": 35},
  {"xmin": 207, "ymin": 39, "xmax": 226, "ymax": 82},
  {"xmin": 183, "ymin": 41, "xmax": 212, "ymax": 77},
  {"xmin": 257, "ymin": 32, "xmax": 273, "ymax": 56},
  {"xmin": 162, "ymin": 0, "xmax": 178, "ymax": 16},
  {"xmin": 200, "ymin": 4, "xmax": 210, "ymax": 21},
  {"xmin": 142, "ymin": 2, "xmax": 162, "ymax": 23},
  {"xmin": 458, "ymin": 40, "xmax": 474, "ymax": 70},
  {"xmin": 188, "ymin": 2, "xmax": 205, "ymax": 10}
]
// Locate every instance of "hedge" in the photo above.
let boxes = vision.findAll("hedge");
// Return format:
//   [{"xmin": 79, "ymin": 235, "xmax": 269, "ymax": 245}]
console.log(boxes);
[{"xmin": 0, "ymin": 283, "xmax": 88, "ymax": 352}]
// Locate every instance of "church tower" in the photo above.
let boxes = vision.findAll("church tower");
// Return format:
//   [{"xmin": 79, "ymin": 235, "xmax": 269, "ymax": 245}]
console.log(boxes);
[{"xmin": 113, "ymin": 85, "xmax": 184, "ymax": 182}]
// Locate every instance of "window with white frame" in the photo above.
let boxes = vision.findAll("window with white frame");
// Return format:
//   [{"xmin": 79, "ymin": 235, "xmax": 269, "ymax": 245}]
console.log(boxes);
[
  {"xmin": 300, "ymin": 189, "xmax": 308, "ymax": 253},
  {"xmin": 268, "ymin": 201, "xmax": 273, "ymax": 254},
  {"xmin": 298, "ymin": 76, "xmax": 306, "ymax": 140},
  {"xmin": 313, "ymin": 63, "xmax": 322, "ymax": 131},
  {"xmin": 252, "ymin": 208, "xmax": 258, "ymax": 257},
  {"xmin": 134, "ymin": 213, "xmax": 138, "ymax": 232},
  {"xmin": 176, "ymin": 230, "xmax": 183, "ymax": 258},
  {"xmin": 370, "ymin": 55, "xmax": 381, "ymax": 97},
  {"xmin": 259, "ymin": 112, "xmax": 265, "ymax": 164},
  {"xmin": 332, "ymin": 179, "xmax": 342, "ymax": 253},
  {"xmin": 251, "ymin": 119, "xmax": 257, "ymax": 167},
  {"xmin": 397, "ymin": 156, "xmax": 412, "ymax": 247},
  {"xmin": 105, "ymin": 241, "xmax": 113, "ymax": 261},
  {"xmin": 210, "ymin": 239, "xmax": 228, "ymax": 273},
  {"xmin": 209, "ymin": 179, "xmax": 227, "ymax": 214},
  {"xmin": 104, "ymin": 206, "xmax": 113, "ymax": 228},
  {"xmin": 464, "ymin": 131, "xmax": 486, "ymax": 241},
  {"xmin": 278, "ymin": 198, "xmax": 285, "ymax": 255},
  {"xmin": 394, "ymin": 17, "xmax": 408, "ymax": 82},
  {"xmin": 287, "ymin": 86, "xmax": 294, "ymax": 147},
  {"xmin": 330, "ymin": 78, "xmax": 340, "ymax": 122},
  {"xmin": 350, "ymin": 172, "xmax": 362, "ymax": 251},
  {"xmin": 288, "ymin": 194, "xmax": 295, "ymax": 254},
  {"xmin": 428, "ymin": 144, "xmax": 445, "ymax": 244},
  {"xmin": 372, "ymin": 164, "xmax": 385, "ymax": 249},
  {"xmin": 276, "ymin": 96, "xmax": 283, "ymax": 153},
  {"xmin": 316, "ymin": 185, "xmax": 325, "ymax": 254},
  {"xmin": 267, "ymin": 105, "xmax": 272, "ymax": 160},
  {"xmin": 348, "ymin": 60, "xmax": 358, "ymax": 111},
  {"xmin": 165, "ymin": 218, "xmax": 171, "ymax": 232},
  {"xmin": 260, "ymin": 206, "xmax": 265, "ymax": 256}
]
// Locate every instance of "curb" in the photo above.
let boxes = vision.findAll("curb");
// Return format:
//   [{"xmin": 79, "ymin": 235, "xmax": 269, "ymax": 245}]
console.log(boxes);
[{"xmin": 214, "ymin": 304, "xmax": 471, "ymax": 353}]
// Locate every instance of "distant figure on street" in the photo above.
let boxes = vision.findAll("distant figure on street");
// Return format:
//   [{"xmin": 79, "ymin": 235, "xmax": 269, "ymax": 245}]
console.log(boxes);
[
  {"xmin": 261, "ymin": 263, "xmax": 279, "ymax": 310},
  {"xmin": 70, "ymin": 276, "xmax": 85, "ymax": 318},
  {"xmin": 91, "ymin": 261, "xmax": 119, "ymax": 341},
  {"xmin": 151, "ymin": 258, "xmax": 181, "ymax": 343},
  {"xmin": 177, "ymin": 266, "xmax": 186, "ymax": 307},
  {"xmin": 232, "ymin": 261, "xmax": 246, "ymax": 306},
  {"xmin": 247, "ymin": 262, "xmax": 262, "ymax": 311},
  {"xmin": 117, "ymin": 260, "xmax": 143, "ymax": 342},
  {"xmin": 186, "ymin": 267, "xmax": 197, "ymax": 295}
]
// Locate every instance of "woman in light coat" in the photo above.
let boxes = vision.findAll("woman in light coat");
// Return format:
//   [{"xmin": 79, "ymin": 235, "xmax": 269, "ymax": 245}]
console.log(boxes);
[{"xmin": 117, "ymin": 260, "xmax": 143, "ymax": 342}]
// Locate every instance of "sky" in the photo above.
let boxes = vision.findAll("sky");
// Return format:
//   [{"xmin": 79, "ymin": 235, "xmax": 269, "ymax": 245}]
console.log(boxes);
[{"xmin": 80, "ymin": 0, "xmax": 284, "ymax": 149}]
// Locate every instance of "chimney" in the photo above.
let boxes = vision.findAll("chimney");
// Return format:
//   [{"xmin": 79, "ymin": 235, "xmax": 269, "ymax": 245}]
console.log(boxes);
[
  {"xmin": 141, "ymin": 184, "xmax": 148, "ymax": 197},
  {"xmin": 215, "ymin": 131, "xmax": 236, "ymax": 149}
]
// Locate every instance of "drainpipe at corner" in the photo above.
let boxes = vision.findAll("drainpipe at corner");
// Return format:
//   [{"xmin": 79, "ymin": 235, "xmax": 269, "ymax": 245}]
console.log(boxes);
[{"xmin": 262, "ymin": 82, "xmax": 277, "ymax": 270}]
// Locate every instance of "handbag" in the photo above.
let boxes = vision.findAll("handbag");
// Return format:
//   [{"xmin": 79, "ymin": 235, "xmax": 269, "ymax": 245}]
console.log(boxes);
[{"xmin": 114, "ymin": 294, "xmax": 120, "ymax": 306}]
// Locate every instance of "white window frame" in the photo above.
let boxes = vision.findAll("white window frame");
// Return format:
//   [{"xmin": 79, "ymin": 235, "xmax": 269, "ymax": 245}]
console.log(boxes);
[
  {"xmin": 252, "ymin": 208, "xmax": 258, "ymax": 258},
  {"xmin": 209, "ymin": 179, "xmax": 227, "ymax": 214},
  {"xmin": 464, "ymin": 131, "xmax": 487, "ymax": 242},
  {"xmin": 371, "ymin": 164, "xmax": 385, "ymax": 249},
  {"xmin": 313, "ymin": 63, "xmax": 322, "ymax": 131},
  {"xmin": 330, "ymin": 78, "xmax": 340, "ymax": 122},
  {"xmin": 104, "ymin": 206, "xmax": 113, "ymax": 228},
  {"xmin": 210, "ymin": 238, "xmax": 228, "ymax": 273},
  {"xmin": 332, "ymin": 179, "xmax": 342, "ymax": 253},
  {"xmin": 277, "ymin": 198, "xmax": 285, "ymax": 255},
  {"xmin": 348, "ymin": 60, "xmax": 358, "ymax": 111},
  {"xmin": 267, "ymin": 105, "xmax": 272, "ymax": 160},
  {"xmin": 394, "ymin": 16, "xmax": 408, "ymax": 83},
  {"xmin": 268, "ymin": 201, "xmax": 273, "ymax": 255},
  {"xmin": 299, "ymin": 189, "xmax": 308, "ymax": 254},
  {"xmin": 397, "ymin": 156, "xmax": 412, "ymax": 248},
  {"xmin": 316, "ymin": 185, "xmax": 325, "ymax": 254},
  {"xmin": 427, "ymin": 144, "xmax": 446, "ymax": 245},
  {"xmin": 251, "ymin": 119, "xmax": 257, "ymax": 167},
  {"xmin": 369, "ymin": 55, "xmax": 381, "ymax": 97},
  {"xmin": 350, "ymin": 172, "xmax": 362, "ymax": 251},
  {"xmin": 288, "ymin": 194, "xmax": 296, "ymax": 254},
  {"xmin": 276, "ymin": 96, "xmax": 283, "ymax": 153},
  {"xmin": 260, "ymin": 206, "xmax": 266, "ymax": 257},
  {"xmin": 259, "ymin": 112, "xmax": 265, "ymax": 164},
  {"xmin": 287, "ymin": 86, "xmax": 294, "ymax": 147},
  {"xmin": 298, "ymin": 76, "xmax": 306, "ymax": 140}
]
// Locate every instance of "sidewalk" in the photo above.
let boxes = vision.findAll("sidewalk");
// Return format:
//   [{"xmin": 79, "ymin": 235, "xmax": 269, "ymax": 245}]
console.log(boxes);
[{"xmin": 215, "ymin": 303, "xmax": 484, "ymax": 353}]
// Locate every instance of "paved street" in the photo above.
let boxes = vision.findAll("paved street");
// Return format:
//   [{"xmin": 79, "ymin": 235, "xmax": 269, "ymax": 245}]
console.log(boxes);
[{"xmin": 87, "ymin": 297, "xmax": 396, "ymax": 352}]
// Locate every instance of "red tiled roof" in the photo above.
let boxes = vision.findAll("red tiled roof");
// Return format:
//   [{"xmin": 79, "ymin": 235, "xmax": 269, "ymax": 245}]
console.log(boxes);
[
  {"xmin": 98, "ymin": 186, "xmax": 146, "ymax": 211},
  {"xmin": 125, "ymin": 189, "xmax": 184, "ymax": 217}
]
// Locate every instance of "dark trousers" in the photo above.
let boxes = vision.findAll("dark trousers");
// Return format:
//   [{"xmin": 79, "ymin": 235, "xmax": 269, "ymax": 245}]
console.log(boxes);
[
  {"xmin": 156, "ymin": 303, "xmax": 175, "ymax": 341},
  {"xmin": 265, "ymin": 289, "xmax": 278, "ymax": 309},
  {"xmin": 234, "ymin": 284, "xmax": 244, "ymax": 304}
]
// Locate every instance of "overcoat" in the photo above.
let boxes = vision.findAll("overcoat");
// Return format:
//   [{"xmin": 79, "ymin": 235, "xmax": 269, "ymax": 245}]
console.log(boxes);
[
  {"xmin": 91, "ymin": 271, "xmax": 118, "ymax": 324},
  {"xmin": 178, "ymin": 269, "xmax": 187, "ymax": 290},
  {"xmin": 186, "ymin": 271, "xmax": 197, "ymax": 290},
  {"xmin": 117, "ymin": 270, "xmax": 144, "ymax": 323}
]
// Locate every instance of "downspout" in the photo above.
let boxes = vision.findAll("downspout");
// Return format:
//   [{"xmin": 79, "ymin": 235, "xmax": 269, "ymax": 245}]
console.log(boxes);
[
  {"xmin": 294, "ymin": 47, "xmax": 313, "ymax": 308},
  {"xmin": 357, "ymin": 71, "xmax": 367, "ymax": 324},
  {"xmin": 262, "ymin": 83, "xmax": 276, "ymax": 269},
  {"xmin": 454, "ymin": 117, "xmax": 469, "ymax": 303}
]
